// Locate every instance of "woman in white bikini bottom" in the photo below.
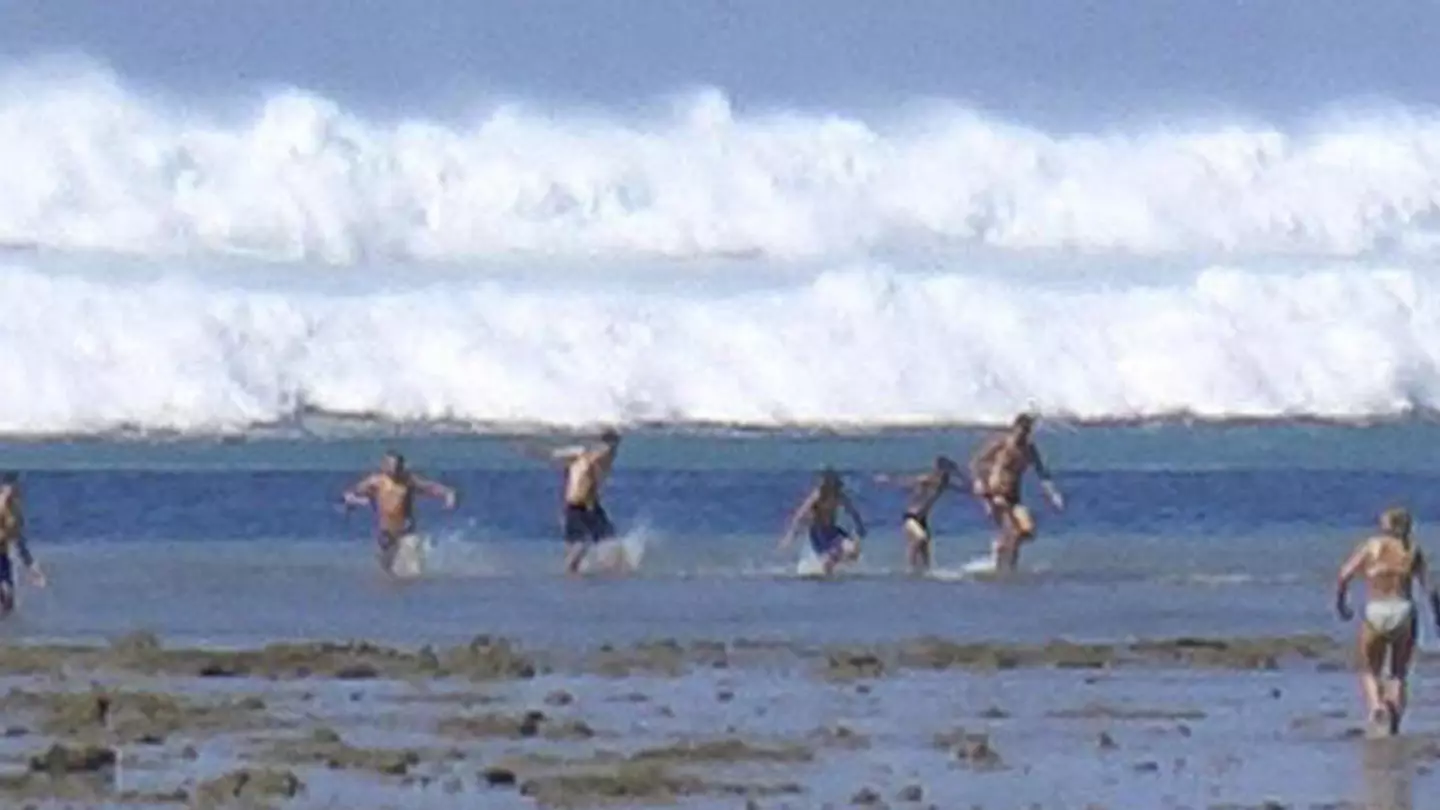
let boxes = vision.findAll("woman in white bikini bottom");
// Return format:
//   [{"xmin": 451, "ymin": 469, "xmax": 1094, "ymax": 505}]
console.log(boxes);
[{"xmin": 1336, "ymin": 507, "xmax": 1439, "ymax": 734}]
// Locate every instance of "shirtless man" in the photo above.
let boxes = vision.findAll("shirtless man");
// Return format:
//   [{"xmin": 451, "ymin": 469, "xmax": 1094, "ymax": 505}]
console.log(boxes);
[
  {"xmin": 874, "ymin": 456, "xmax": 966, "ymax": 573},
  {"xmin": 522, "ymin": 429, "xmax": 623, "ymax": 575},
  {"xmin": 1336, "ymin": 507, "xmax": 1440, "ymax": 735},
  {"xmin": 342, "ymin": 452, "xmax": 457, "ymax": 574},
  {"xmin": 780, "ymin": 469, "xmax": 867, "ymax": 577},
  {"xmin": 0, "ymin": 473, "xmax": 46, "ymax": 616},
  {"xmin": 969, "ymin": 413, "xmax": 1064, "ymax": 571}
]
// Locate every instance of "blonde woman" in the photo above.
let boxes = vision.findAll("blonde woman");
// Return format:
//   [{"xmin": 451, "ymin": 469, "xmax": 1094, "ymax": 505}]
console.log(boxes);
[{"xmin": 1336, "ymin": 508, "xmax": 1440, "ymax": 735}]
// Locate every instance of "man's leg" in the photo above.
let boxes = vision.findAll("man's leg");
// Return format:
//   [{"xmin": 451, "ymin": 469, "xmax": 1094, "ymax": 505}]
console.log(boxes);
[
  {"xmin": 562, "ymin": 508, "xmax": 592, "ymax": 575},
  {"xmin": 988, "ymin": 499, "xmax": 1020, "ymax": 571},
  {"xmin": 376, "ymin": 535, "xmax": 398, "ymax": 575},
  {"xmin": 564, "ymin": 541, "xmax": 590, "ymax": 575}
]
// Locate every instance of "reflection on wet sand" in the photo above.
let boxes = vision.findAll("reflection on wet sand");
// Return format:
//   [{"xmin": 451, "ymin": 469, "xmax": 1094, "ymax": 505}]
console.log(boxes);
[{"xmin": 1362, "ymin": 739, "xmax": 1413, "ymax": 810}]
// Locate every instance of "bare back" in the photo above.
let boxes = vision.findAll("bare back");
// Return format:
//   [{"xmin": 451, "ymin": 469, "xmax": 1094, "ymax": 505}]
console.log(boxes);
[
  {"xmin": 1362, "ymin": 535, "xmax": 1422, "ymax": 600},
  {"xmin": 563, "ymin": 446, "xmax": 616, "ymax": 507}
]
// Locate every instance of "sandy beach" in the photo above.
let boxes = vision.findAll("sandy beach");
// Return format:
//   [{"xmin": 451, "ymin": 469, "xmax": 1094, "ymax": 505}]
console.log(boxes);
[{"xmin": 0, "ymin": 631, "xmax": 1429, "ymax": 809}]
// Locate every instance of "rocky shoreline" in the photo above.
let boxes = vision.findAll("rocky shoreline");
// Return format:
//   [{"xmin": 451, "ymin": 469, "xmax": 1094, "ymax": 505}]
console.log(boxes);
[{"xmin": 0, "ymin": 631, "xmax": 1420, "ymax": 809}]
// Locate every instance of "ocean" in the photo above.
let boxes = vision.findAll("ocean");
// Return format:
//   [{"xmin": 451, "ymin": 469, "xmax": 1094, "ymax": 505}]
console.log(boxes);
[
  {"xmin": 3, "ymin": 4, "xmax": 1440, "ymax": 807},
  {"xmin": 3, "ymin": 422, "xmax": 1437, "ymax": 648}
]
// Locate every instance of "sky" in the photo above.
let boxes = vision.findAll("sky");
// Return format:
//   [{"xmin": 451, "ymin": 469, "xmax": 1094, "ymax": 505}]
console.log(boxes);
[{"xmin": 4, "ymin": 0, "xmax": 1440, "ymax": 125}]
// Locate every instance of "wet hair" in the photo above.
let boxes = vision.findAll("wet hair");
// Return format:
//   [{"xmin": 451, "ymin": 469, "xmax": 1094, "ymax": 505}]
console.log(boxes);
[
  {"xmin": 1013, "ymin": 412, "xmax": 1036, "ymax": 429},
  {"xmin": 384, "ymin": 451, "xmax": 406, "ymax": 469},
  {"xmin": 0, "ymin": 472, "xmax": 16, "ymax": 485},
  {"xmin": 600, "ymin": 428, "xmax": 621, "ymax": 444},
  {"xmin": 818, "ymin": 467, "xmax": 842, "ymax": 489},
  {"xmin": 1380, "ymin": 507, "xmax": 1413, "ymax": 540},
  {"xmin": 935, "ymin": 455, "xmax": 958, "ymax": 473}
]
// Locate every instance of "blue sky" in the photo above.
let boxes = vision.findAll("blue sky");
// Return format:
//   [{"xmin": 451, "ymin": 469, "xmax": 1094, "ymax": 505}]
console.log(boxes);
[{"xmin": 4, "ymin": 0, "xmax": 1439, "ymax": 124}]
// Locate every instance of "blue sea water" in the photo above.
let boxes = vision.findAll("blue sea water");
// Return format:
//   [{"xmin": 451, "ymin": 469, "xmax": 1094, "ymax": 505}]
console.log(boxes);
[{"xmin": 4, "ymin": 422, "xmax": 1436, "ymax": 651}]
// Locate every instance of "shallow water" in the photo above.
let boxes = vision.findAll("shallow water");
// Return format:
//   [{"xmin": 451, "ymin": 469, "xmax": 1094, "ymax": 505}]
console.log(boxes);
[{"xmin": 3, "ymin": 423, "xmax": 1439, "ymax": 651}]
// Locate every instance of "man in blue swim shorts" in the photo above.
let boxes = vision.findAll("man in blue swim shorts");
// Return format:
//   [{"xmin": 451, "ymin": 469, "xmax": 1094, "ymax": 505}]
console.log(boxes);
[{"xmin": 779, "ymin": 468, "xmax": 867, "ymax": 576}]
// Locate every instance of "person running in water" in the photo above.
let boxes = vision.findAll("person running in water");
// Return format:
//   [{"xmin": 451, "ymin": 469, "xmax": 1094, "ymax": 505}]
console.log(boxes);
[
  {"xmin": 874, "ymin": 456, "xmax": 966, "ymax": 573},
  {"xmin": 780, "ymin": 469, "xmax": 866, "ymax": 576},
  {"xmin": 521, "ymin": 429, "xmax": 623, "ymax": 575},
  {"xmin": 968, "ymin": 413, "xmax": 1064, "ymax": 571},
  {"xmin": 0, "ymin": 473, "xmax": 46, "ymax": 616},
  {"xmin": 342, "ymin": 451, "xmax": 457, "ymax": 574},
  {"xmin": 1336, "ymin": 507, "xmax": 1440, "ymax": 735}
]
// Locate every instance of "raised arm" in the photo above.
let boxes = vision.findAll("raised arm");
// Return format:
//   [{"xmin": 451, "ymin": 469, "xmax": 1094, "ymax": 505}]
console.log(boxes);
[
  {"xmin": 873, "ymin": 472, "xmax": 924, "ymax": 487},
  {"xmin": 780, "ymin": 490, "xmax": 818, "ymax": 549},
  {"xmin": 412, "ymin": 474, "xmax": 458, "ymax": 508},
  {"xmin": 343, "ymin": 474, "xmax": 381, "ymax": 507},
  {"xmin": 1335, "ymin": 540, "xmax": 1371, "ymax": 620},
  {"xmin": 515, "ymin": 441, "xmax": 586, "ymax": 466}
]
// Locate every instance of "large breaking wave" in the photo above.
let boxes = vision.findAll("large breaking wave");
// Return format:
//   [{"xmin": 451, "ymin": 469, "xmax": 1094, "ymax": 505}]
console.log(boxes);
[
  {"xmin": 6, "ymin": 62, "xmax": 1440, "ymax": 435},
  {"xmin": 4, "ymin": 259, "xmax": 1438, "ymax": 434},
  {"xmin": 4, "ymin": 63, "xmax": 1440, "ymax": 262}
]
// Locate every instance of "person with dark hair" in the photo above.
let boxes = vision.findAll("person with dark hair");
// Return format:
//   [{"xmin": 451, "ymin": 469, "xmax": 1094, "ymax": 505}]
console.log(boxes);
[
  {"xmin": 519, "ymin": 429, "xmax": 624, "ymax": 575},
  {"xmin": 780, "ymin": 468, "xmax": 866, "ymax": 577},
  {"xmin": 342, "ymin": 451, "xmax": 457, "ymax": 575},
  {"xmin": 874, "ymin": 455, "xmax": 967, "ymax": 573},
  {"xmin": 0, "ymin": 472, "xmax": 46, "ymax": 615},
  {"xmin": 969, "ymin": 413, "xmax": 1064, "ymax": 571},
  {"xmin": 1336, "ymin": 507, "xmax": 1440, "ymax": 736}
]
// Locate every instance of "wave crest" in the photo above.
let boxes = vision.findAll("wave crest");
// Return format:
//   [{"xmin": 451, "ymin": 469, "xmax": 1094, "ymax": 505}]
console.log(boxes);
[
  {"xmin": 2, "ymin": 259, "xmax": 1436, "ymax": 434},
  {"xmin": 4, "ymin": 64, "xmax": 1440, "ymax": 262}
]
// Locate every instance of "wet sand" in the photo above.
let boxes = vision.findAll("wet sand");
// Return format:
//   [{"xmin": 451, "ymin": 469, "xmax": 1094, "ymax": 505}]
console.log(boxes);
[{"xmin": 0, "ymin": 631, "xmax": 1433, "ymax": 808}]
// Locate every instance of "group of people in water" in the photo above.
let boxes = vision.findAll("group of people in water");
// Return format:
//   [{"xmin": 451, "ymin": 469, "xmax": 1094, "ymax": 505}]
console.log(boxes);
[
  {"xmin": 779, "ymin": 412, "xmax": 1063, "ymax": 577},
  {"xmin": 0, "ymin": 412, "xmax": 1434, "ymax": 735},
  {"xmin": 338, "ymin": 414, "xmax": 1064, "ymax": 580},
  {"xmin": 327, "ymin": 411, "xmax": 1440, "ymax": 737}
]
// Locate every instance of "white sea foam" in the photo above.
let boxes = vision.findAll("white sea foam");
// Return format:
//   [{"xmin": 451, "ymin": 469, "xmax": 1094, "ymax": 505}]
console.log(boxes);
[
  {"xmin": 5, "ymin": 62, "xmax": 1440, "ymax": 262},
  {"xmin": 4, "ymin": 257, "xmax": 1440, "ymax": 434}
]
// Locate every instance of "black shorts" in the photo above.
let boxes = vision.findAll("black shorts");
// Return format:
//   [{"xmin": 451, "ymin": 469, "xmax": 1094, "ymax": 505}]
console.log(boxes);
[{"xmin": 564, "ymin": 503, "xmax": 615, "ymax": 544}]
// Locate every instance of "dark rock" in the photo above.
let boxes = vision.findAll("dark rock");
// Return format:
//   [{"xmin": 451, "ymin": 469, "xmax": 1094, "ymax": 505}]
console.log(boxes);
[
  {"xmin": 196, "ymin": 768, "xmax": 304, "ymax": 803},
  {"xmin": 28, "ymin": 744, "xmax": 116, "ymax": 774},
  {"xmin": 336, "ymin": 664, "xmax": 379, "ymax": 680},
  {"xmin": 482, "ymin": 767, "xmax": 517, "ymax": 787},
  {"xmin": 897, "ymin": 784, "xmax": 924, "ymax": 802},
  {"xmin": 852, "ymin": 786, "xmax": 884, "ymax": 805}
]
